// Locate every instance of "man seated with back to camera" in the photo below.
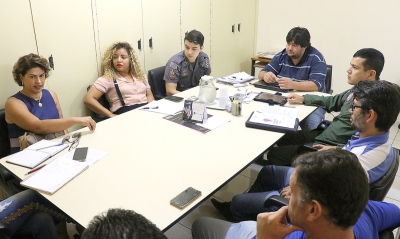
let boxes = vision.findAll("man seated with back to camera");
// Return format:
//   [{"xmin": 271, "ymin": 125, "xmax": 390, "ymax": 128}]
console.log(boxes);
[
  {"xmin": 265, "ymin": 48, "xmax": 385, "ymax": 166},
  {"xmin": 192, "ymin": 149, "xmax": 400, "ymax": 239},
  {"xmin": 211, "ymin": 80, "xmax": 400, "ymax": 222},
  {"xmin": 258, "ymin": 27, "xmax": 327, "ymax": 130},
  {"xmin": 164, "ymin": 29, "xmax": 211, "ymax": 96},
  {"xmin": 81, "ymin": 208, "xmax": 167, "ymax": 239}
]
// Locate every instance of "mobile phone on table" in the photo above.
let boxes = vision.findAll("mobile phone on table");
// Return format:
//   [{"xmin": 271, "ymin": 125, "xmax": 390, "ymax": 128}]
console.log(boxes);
[
  {"xmin": 170, "ymin": 187, "xmax": 201, "ymax": 209},
  {"xmin": 73, "ymin": 147, "xmax": 88, "ymax": 162},
  {"xmin": 165, "ymin": 96, "xmax": 184, "ymax": 102}
]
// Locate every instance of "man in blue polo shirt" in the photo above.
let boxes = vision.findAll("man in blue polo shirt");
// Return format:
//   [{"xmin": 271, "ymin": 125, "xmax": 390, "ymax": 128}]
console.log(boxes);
[
  {"xmin": 164, "ymin": 30, "xmax": 211, "ymax": 96},
  {"xmin": 211, "ymin": 80, "xmax": 400, "ymax": 222},
  {"xmin": 192, "ymin": 149, "xmax": 400, "ymax": 239},
  {"xmin": 259, "ymin": 27, "xmax": 327, "ymax": 130}
]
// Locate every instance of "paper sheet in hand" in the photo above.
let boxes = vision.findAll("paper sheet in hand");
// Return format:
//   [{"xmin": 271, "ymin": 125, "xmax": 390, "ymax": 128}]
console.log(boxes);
[{"xmin": 6, "ymin": 140, "xmax": 68, "ymax": 168}]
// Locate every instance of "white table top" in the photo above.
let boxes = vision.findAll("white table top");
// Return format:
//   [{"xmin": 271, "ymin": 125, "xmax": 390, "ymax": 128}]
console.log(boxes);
[{"xmin": 0, "ymin": 83, "xmax": 324, "ymax": 230}]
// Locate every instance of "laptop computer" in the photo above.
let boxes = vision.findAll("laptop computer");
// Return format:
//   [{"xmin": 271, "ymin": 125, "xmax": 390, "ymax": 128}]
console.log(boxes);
[{"xmin": 252, "ymin": 80, "xmax": 293, "ymax": 93}]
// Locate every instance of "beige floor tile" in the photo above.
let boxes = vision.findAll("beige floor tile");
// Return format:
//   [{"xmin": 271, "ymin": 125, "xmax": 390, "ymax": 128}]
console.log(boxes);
[
  {"xmin": 164, "ymin": 223, "xmax": 192, "ymax": 239},
  {"xmin": 240, "ymin": 163, "xmax": 263, "ymax": 180},
  {"xmin": 179, "ymin": 197, "xmax": 220, "ymax": 229},
  {"xmin": 213, "ymin": 174, "xmax": 255, "ymax": 202}
]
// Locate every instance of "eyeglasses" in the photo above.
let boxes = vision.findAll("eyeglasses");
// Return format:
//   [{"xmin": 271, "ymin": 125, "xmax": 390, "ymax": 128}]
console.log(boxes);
[
  {"xmin": 349, "ymin": 102, "xmax": 363, "ymax": 111},
  {"xmin": 62, "ymin": 132, "xmax": 82, "ymax": 151}
]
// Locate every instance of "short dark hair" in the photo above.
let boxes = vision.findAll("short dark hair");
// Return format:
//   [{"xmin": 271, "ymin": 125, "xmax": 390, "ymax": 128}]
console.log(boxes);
[
  {"xmin": 353, "ymin": 48, "xmax": 384, "ymax": 80},
  {"xmin": 293, "ymin": 149, "xmax": 369, "ymax": 229},
  {"xmin": 81, "ymin": 208, "xmax": 167, "ymax": 239},
  {"xmin": 286, "ymin": 27, "xmax": 311, "ymax": 48},
  {"xmin": 12, "ymin": 53, "xmax": 51, "ymax": 86},
  {"xmin": 184, "ymin": 30, "xmax": 205, "ymax": 47},
  {"xmin": 352, "ymin": 80, "xmax": 400, "ymax": 132}
]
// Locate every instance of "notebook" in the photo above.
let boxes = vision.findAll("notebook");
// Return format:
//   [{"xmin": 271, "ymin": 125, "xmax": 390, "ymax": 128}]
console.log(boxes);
[
  {"xmin": 21, "ymin": 156, "xmax": 88, "ymax": 194},
  {"xmin": 252, "ymin": 80, "xmax": 292, "ymax": 93},
  {"xmin": 216, "ymin": 72, "xmax": 256, "ymax": 85},
  {"xmin": 6, "ymin": 140, "xmax": 68, "ymax": 169}
]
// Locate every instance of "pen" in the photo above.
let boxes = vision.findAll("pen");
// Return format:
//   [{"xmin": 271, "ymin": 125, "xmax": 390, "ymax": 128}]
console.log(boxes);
[
  {"xmin": 36, "ymin": 143, "xmax": 64, "ymax": 151},
  {"xmin": 142, "ymin": 106, "xmax": 159, "ymax": 109},
  {"xmin": 25, "ymin": 164, "xmax": 46, "ymax": 175}
]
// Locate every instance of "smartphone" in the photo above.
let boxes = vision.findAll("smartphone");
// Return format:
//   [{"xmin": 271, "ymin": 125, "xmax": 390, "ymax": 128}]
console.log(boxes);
[
  {"xmin": 165, "ymin": 96, "xmax": 184, "ymax": 102},
  {"xmin": 73, "ymin": 147, "xmax": 88, "ymax": 162},
  {"xmin": 170, "ymin": 187, "xmax": 201, "ymax": 209}
]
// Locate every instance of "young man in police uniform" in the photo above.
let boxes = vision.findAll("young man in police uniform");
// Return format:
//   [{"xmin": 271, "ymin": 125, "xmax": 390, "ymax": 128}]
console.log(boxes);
[{"xmin": 164, "ymin": 30, "xmax": 211, "ymax": 96}]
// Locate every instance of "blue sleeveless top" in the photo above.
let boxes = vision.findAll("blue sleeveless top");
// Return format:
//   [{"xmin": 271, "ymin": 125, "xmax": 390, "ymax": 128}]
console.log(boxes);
[{"xmin": 7, "ymin": 89, "xmax": 60, "ymax": 153}]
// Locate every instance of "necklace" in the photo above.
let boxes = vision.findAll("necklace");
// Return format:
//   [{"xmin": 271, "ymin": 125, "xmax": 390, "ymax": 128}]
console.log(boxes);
[
  {"xmin": 37, "ymin": 97, "xmax": 42, "ymax": 107},
  {"xmin": 21, "ymin": 90, "xmax": 42, "ymax": 107}
]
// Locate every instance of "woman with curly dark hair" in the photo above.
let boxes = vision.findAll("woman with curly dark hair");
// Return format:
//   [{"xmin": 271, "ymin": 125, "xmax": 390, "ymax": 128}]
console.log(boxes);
[
  {"xmin": 84, "ymin": 41, "xmax": 154, "ymax": 117},
  {"xmin": 5, "ymin": 53, "xmax": 96, "ymax": 153}
]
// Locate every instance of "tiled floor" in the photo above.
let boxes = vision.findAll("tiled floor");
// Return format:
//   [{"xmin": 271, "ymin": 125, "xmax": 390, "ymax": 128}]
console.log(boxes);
[{"xmin": 164, "ymin": 115, "xmax": 400, "ymax": 239}]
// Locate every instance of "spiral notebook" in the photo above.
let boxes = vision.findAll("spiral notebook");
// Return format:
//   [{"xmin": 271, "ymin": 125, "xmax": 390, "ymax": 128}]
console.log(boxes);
[{"xmin": 6, "ymin": 140, "xmax": 68, "ymax": 169}]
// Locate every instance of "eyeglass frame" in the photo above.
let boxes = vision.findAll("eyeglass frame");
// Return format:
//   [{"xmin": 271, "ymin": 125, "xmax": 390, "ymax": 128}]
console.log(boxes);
[
  {"xmin": 349, "ymin": 102, "xmax": 364, "ymax": 112},
  {"xmin": 61, "ymin": 132, "xmax": 82, "ymax": 151}
]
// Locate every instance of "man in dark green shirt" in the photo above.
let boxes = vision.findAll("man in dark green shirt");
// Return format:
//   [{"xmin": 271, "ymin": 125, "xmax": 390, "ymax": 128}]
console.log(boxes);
[{"xmin": 266, "ymin": 48, "xmax": 385, "ymax": 166}]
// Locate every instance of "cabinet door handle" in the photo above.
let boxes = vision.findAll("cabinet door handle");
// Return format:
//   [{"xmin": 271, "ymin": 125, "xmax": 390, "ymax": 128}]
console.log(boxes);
[
  {"xmin": 149, "ymin": 37, "xmax": 153, "ymax": 49},
  {"xmin": 232, "ymin": 24, "xmax": 235, "ymax": 33},
  {"xmin": 238, "ymin": 23, "xmax": 241, "ymax": 32},
  {"xmin": 138, "ymin": 39, "xmax": 142, "ymax": 51},
  {"xmin": 49, "ymin": 54, "xmax": 54, "ymax": 70}
]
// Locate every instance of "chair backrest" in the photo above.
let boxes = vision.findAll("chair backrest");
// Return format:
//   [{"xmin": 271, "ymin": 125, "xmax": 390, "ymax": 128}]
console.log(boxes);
[
  {"xmin": 326, "ymin": 64, "xmax": 333, "ymax": 94},
  {"xmin": 86, "ymin": 85, "xmax": 110, "ymax": 122},
  {"xmin": 148, "ymin": 66, "xmax": 166, "ymax": 100},
  {"xmin": 0, "ymin": 109, "xmax": 10, "ymax": 158},
  {"xmin": 369, "ymin": 148, "xmax": 399, "ymax": 201}
]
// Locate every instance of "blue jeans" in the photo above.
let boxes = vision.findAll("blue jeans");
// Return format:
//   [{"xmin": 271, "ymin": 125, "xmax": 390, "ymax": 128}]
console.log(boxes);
[
  {"xmin": 299, "ymin": 107, "xmax": 325, "ymax": 130},
  {"xmin": 0, "ymin": 189, "xmax": 67, "ymax": 238},
  {"xmin": 230, "ymin": 165, "xmax": 294, "ymax": 221}
]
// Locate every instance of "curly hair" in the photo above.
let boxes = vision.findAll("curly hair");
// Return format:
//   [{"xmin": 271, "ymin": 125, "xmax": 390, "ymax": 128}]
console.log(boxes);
[
  {"xmin": 81, "ymin": 208, "xmax": 167, "ymax": 239},
  {"xmin": 12, "ymin": 53, "xmax": 51, "ymax": 86},
  {"xmin": 101, "ymin": 42, "xmax": 145, "ymax": 81}
]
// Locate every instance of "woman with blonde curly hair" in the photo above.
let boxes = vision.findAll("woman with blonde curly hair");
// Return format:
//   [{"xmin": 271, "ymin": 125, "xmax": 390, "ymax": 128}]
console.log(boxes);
[
  {"xmin": 6, "ymin": 53, "xmax": 96, "ymax": 153},
  {"xmin": 85, "ymin": 42, "xmax": 154, "ymax": 117}
]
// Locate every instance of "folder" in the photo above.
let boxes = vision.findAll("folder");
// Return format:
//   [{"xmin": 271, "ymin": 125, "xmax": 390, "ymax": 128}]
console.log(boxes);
[{"xmin": 245, "ymin": 112, "xmax": 299, "ymax": 133}]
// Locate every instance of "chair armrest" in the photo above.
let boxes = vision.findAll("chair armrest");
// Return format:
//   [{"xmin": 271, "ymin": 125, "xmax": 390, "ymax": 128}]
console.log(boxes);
[
  {"xmin": 263, "ymin": 195, "xmax": 289, "ymax": 208},
  {"xmin": 0, "ymin": 165, "xmax": 14, "ymax": 182}
]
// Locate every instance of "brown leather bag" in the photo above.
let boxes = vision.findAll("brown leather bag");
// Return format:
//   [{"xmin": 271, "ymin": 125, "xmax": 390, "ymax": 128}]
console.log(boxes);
[{"xmin": 18, "ymin": 131, "xmax": 65, "ymax": 150}]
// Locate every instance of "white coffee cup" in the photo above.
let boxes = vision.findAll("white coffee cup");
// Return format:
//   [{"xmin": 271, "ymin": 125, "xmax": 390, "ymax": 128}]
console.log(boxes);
[{"xmin": 218, "ymin": 86, "xmax": 229, "ymax": 108}]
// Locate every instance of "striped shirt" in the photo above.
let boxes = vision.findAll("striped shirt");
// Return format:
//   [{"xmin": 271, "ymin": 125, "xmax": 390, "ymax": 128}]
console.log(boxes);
[{"xmin": 261, "ymin": 47, "xmax": 327, "ymax": 92}]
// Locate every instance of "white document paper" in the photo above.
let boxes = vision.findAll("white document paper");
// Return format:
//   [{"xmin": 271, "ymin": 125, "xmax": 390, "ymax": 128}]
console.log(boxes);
[
  {"xmin": 63, "ymin": 148, "xmax": 108, "ymax": 166},
  {"xmin": 139, "ymin": 100, "xmax": 183, "ymax": 115},
  {"xmin": 250, "ymin": 105, "xmax": 299, "ymax": 128},
  {"xmin": 196, "ymin": 115, "xmax": 230, "ymax": 130},
  {"xmin": 21, "ymin": 156, "xmax": 89, "ymax": 194}
]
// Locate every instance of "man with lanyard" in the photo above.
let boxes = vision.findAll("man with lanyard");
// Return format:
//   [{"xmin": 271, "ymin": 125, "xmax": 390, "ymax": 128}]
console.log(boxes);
[
  {"xmin": 164, "ymin": 29, "xmax": 211, "ymax": 96},
  {"xmin": 259, "ymin": 27, "xmax": 327, "ymax": 130}
]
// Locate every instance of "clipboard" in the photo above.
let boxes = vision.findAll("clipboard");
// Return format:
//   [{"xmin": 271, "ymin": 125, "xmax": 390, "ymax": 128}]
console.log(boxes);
[{"xmin": 245, "ymin": 112, "xmax": 299, "ymax": 133}]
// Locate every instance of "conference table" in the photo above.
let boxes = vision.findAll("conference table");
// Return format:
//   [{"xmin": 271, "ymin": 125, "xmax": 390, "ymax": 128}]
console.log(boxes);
[{"xmin": 0, "ymin": 83, "xmax": 323, "ymax": 231}]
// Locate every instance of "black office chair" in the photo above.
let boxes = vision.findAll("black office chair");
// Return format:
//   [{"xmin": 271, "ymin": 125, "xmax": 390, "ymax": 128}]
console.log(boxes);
[
  {"xmin": 86, "ymin": 85, "xmax": 110, "ymax": 123},
  {"xmin": 325, "ymin": 64, "xmax": 333, "ymax": 94},
  {"xmin": 369, "ymin": 148, "xmax": 399, "ymax": 201},
  {"xmin": 0, "ymin": 109, "xmax": 17, "ymax": 198},
  {"xmin": 148, "ymin": 66, "xmax": 167, "ymax": 100}
]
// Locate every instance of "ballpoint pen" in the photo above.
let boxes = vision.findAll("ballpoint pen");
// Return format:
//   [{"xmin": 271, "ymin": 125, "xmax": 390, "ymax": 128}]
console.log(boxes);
[
  {"xmin": 142, "ymin": 106, "xmax": 159, "ymax": 109},
  {"xmin": 35, "ymin": 143, "xmax": 64, "ymax": 151},
  {"xmin": 25, "ymin": 164, "xmax": 46, "ymax": 175}
]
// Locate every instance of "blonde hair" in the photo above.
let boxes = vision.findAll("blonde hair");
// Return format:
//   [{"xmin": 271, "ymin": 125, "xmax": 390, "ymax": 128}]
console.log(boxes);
[{"xmin": 101, "ymin": 42, "xmax": 145, "ymax": 81}]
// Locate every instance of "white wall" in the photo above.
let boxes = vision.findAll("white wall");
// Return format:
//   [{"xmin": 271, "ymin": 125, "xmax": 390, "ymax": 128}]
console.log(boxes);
[{"xmin": 256, "ymin": 0, "xmax": 400, "ymax": 94}]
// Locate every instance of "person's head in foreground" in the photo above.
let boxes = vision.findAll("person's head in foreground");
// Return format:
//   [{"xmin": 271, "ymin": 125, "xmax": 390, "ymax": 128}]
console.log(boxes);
[{"xmin": 81, "ymin": 208, "xmax": 167, "ymax": 239}]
